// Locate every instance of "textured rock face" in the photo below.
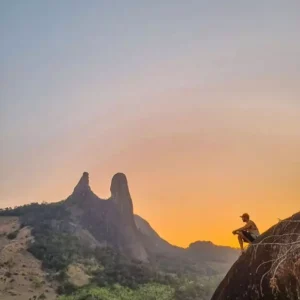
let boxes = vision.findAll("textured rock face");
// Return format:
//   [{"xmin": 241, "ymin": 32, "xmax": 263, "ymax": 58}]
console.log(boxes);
[
  {"xmin": 110, "ymin": 173, "xmax": 149, "ymax": 262},
  {"xmin": 110, "ymin": 173, "xmax": 133, "ymax": 216},
  {"xmin": 211, "ymin": 213, "xmax": 300, "ymax": 300},
  {"xmin": 68, "ymin": 172, "xmax": 149, "ymax": 263},
  {"xmin": 69, "ymin": 172, "xmax": 239, "ymax": 267}
]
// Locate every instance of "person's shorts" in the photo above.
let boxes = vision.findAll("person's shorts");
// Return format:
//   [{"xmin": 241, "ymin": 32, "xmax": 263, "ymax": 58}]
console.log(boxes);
[{"xmin": 241, "ymin": 230, "xmax": 256, "ymax": 243}]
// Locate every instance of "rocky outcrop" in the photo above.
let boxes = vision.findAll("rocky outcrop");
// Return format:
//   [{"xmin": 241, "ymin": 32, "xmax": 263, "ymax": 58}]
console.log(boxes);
[
  {"xmin": 110, "ymin": 173, "xmax": 149, "ymax": 262},
  {"xmin": 73, "ymin": 172, "xmax": 91, "ymax": 195},
  {"xmin": 68, "ymin": 172, "xmax": 149, "ymax": 262},
  {"xmin": 211, "ymin": 212, "xmax": 300, "ymax": 300},
  {"xmin": 110, "ymin": 173, "xmax": 133, "ymax": 213}
]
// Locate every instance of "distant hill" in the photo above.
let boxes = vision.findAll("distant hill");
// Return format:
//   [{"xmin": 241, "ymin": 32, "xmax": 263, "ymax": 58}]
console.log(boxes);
[
  {"xmin": 187, "ymin": 241, "xmax": 238, "ymax": 263},
  {"xmin": 134, "ymin": 214, "xmax": 237, "ymax": 275},
  {"xmin": 211, "ymin": 212, "xmax": 300, "ymax": 300},
  {"xmin": 0, "ymin": 172, "xmax": 238, "ymax": 299}
]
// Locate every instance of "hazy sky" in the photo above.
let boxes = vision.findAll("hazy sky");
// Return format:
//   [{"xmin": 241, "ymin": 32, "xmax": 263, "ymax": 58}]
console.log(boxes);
[{"xmin": 1, "ymin": 1, "xmax": 300, "ymax": 247}]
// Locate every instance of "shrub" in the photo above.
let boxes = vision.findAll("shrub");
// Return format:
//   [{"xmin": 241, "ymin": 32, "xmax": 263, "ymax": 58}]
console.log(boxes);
[{"xmin": 7, "ymin": 230, "xmax": 19, "ymax": 240}]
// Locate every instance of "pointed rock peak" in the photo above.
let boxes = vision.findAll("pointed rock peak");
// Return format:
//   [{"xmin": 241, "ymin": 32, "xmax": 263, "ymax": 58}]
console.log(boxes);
[{"xmin": 73, "ymin": 172, "xmax": 91, "ymax": 195}]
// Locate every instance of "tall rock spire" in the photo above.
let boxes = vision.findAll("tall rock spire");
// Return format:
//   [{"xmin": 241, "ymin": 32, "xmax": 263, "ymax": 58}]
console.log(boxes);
[
  {"xmin": 110, "ymin": 173, "xmax": 149, "ymax": 262},
  {"xmin": 110, "ymin": 173, "xmax": 133, "ymax": 215}
]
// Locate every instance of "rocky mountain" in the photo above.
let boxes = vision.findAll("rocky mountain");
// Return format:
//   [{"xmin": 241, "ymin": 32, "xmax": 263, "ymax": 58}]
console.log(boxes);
[
  {"xmin": 66, "ymin": 172, "xmax": 238, "ymax": 268},
  {"xmin": 211, "ymin": 212, "xmax": 300, "ymax": 300},
  {"xmin": 134, "ymin": 214, "xmax": 238, "ymax": 275},
  {"xmin": 67, "ymin": 172, "xmax": 149, "ymax": 262},
  {"xmin": 0, "ymin": 172, "xmax": 238, "ymax": 299},
  {"xmin": 187, "ymin": 241, "xmax": 238, "ymax": 264}
]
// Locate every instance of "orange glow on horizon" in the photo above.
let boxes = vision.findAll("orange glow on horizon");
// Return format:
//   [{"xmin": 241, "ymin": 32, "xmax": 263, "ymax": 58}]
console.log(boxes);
[
  {"xmin": 1, "ymin": 2, "xmax": 300, "ymax": 251},
  {"xmin": 1, "ymin": 86, "xmax": 299, "ymax": 249}
]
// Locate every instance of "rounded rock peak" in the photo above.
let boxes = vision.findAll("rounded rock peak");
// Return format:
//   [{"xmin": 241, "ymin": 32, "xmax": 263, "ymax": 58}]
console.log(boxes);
[
  {"xmin": 110, "ymin": 173, "xmax": 133, "ymax": 212},
  {"xmin": 110, "ymin": 173, "xmax": 129, "ymax": 195}
]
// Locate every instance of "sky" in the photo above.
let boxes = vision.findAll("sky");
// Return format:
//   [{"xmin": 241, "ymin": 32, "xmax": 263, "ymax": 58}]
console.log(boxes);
[{"xmin": 1, "ymin": 1, "xmax": 300, "ymax": 247}]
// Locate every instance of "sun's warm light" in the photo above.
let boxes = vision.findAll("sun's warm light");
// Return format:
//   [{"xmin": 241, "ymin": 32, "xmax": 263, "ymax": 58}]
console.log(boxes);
[{"xmin": 1, "ymin": 1, "xmax": 300, "ymax": 248}]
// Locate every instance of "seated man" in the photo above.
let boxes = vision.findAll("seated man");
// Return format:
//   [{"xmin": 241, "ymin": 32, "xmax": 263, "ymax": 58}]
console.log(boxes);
[{"xmin": 232, "ymin": 213, "xmax": 260, "ymax": 254}]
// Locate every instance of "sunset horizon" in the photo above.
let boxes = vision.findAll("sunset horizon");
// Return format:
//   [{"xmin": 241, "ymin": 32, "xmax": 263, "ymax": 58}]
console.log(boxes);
[
  {"xmin": 1, "ymin": 1, "xmax": 300, "ymax": 251},
  {"xmin": 1, "ymin": 168, "xmax": 298, "ymax": 249}
]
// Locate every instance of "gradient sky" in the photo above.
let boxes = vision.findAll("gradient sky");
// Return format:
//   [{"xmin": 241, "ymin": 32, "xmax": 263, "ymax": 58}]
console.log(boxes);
[{"xmin": 1, "ymin": 1, "xmax": 300, "ymax": 247}]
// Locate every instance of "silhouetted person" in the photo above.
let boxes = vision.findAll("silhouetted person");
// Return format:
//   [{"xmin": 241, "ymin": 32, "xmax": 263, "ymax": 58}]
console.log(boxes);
[{"xmin": 232, "ymin": 213, "xmax": 260, "ymax": 254}]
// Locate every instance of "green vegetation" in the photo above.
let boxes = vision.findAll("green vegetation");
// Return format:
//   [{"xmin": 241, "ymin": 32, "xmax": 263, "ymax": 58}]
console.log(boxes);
[
  {"xmin": 58, "ymin": 278, "xmax": 221, "ymax": 300},
  {"xmin": 7, "ymin": 229, "xmax": 19, "ymax": 240},
  {"xmin": 29, "ymin": 231, "xmax": 82, "ymax": 271},
  {"xmin": 0, "ymin": 202, "xmax": 81, "ymax": 271},
  {"xmin": 59, "ymin": 284, "xmax": 174, "ymax": 300},
  {"xmin": 0, "ymin": 203, "xmax": 222, "ymax": 299},
  {"xmin": 91, "ymin": 247, "xmax": 174, "ymax": 288}
]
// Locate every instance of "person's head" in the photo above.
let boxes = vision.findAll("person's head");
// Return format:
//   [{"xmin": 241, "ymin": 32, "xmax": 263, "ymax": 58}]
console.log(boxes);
[{"xmin": 240, "ymin": 213, "xmax": 250, "ymax": 222}]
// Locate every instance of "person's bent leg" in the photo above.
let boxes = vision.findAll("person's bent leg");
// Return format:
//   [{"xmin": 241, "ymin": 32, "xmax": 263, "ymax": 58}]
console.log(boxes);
[
  {"xmin": 237, "ymin": 232, "xmax": 244, "ymax": 252},
  {"xmin": 238, "ymin": 231, "xmax": 252, "ymax": 254}
]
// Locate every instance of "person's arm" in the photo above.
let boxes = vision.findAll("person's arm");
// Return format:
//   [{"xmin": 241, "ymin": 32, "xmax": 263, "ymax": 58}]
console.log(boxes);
[{"xmin": 232, "ymin": 222, "xmax": 252, "ymax": 234}]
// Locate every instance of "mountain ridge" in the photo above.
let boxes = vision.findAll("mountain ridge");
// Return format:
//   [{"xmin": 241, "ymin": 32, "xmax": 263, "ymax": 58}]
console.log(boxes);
[{"xmin": 0, "ymin": 171, "xmax": 239, "ymax": 299}]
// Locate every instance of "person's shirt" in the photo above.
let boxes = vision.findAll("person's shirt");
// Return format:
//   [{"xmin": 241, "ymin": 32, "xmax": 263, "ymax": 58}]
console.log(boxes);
[{"xmin": 247, "ymin": 220, "xmax": 260, "ymax": 237}]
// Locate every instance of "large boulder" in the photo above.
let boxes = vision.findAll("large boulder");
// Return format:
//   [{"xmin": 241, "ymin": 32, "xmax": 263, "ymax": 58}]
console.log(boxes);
[{"xmin": 211, "ymin": 213, "xmax": 300, "ymax": 300}]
